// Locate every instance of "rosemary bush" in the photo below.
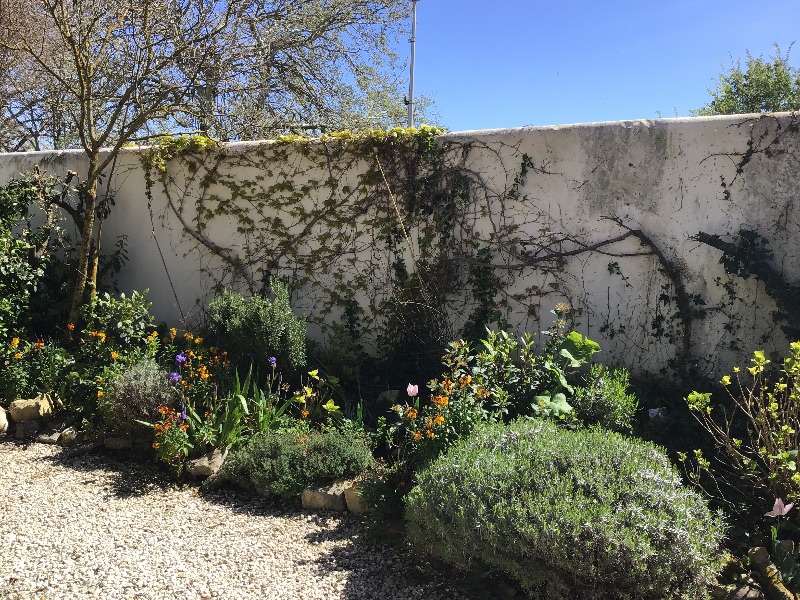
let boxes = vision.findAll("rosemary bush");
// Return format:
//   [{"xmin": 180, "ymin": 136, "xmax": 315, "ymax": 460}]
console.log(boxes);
[{"xmin": 406, "ymin": 419, "xmax": 724, "ymax": 600}]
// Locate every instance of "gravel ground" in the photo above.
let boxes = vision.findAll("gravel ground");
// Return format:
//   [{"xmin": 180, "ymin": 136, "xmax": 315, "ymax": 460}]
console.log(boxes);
[{"xmin": 0, "ymin": 440, "xmax": 489, "ymax": 600}]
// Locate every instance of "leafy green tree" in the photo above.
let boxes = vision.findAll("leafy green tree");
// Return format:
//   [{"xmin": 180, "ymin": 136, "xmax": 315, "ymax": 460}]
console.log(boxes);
[{"xmin": 695, "ymin": 44, "xmax": 800, "ymax": 115}]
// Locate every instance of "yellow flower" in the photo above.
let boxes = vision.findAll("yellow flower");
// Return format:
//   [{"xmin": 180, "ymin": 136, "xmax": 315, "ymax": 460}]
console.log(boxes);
[
  {"xmin": 97, "ymin": 390, "xmax": 104, "ymax": 398},
  {"xmin": 425, "ymin": 430, "xmax": 435, "ymax": 439},
  {"xmin": 433, "ymin": 414, "xmax": 445, "ymax": 426},
  {"xmin": 11, "ymin": 337, "xmax": 19, "ymax": 347},
  {"xmin": 194, "ymin": 337, "xmax": 203, "ymax": 345},
  {"xmin": 111, "ymin": 351, "xmax": 119, "ymax": 360},
  {"xmin": 13, "ymin": 352, "xmax": 22, "ymax": 360},
  {"xmin": 720, "ymin": 375, "xmax": 731, "ymax": 386},
  {"xmin": 405, "ymin": 407, "xmax": 418, "ymax": 420},
  {"xmin": 442, "ymin": 379, "xmax": 453, "ymax": 394},
  {"xmin": 169, "ymin": 327, "xmax": 178, "ymax": 338}
]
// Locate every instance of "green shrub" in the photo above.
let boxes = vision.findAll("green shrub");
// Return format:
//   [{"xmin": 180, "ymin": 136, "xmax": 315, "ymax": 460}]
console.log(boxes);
[
  {"xmin": 0, "ymin": 339, "xmax": 70, "ymax": 403},
  {"xmin": 685, "ymin": 343, "xmax": 800, "ymax": 515},
  {"xmin": 572, "ymin": 363, "xmax": 639, "ymax": 433},
  {"xmin": 80, "ymin": 290, "xmax": 154, "ymax": 346},
  {"xmin": 405, "ymin": 419, "xmax": 724, "ymax": 600},
  {"xmin": 0, "ymin": 174, "xmax": 71, "ymax": 340},
  {"xmin": 101, "ymin": 358, "xmax": 173, "ymax": 436},
  {"xmin": 205, "ymin": 278, "xmax": 306, "ymax": 377},
  {"xmin": 388, "ymin": 323, "xmax": 601, "ymax": 472},
  {"xmin": 223, "ymin": 428, "xmax": 373, "ymax": 501}
]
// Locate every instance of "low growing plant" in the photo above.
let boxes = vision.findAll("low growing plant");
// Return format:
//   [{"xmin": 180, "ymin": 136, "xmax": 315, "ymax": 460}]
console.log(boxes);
[
  {"xmin": 0, "ymin": 337, "xmax": 70, "ymax": 403},
  {"xmin": 571, "ymin": 363, "xmax": 639, "ymax": 433},
  {"xmin": 406, "ymin": 419, "xmax": 725, "ymax": 600},
  {"xmin": 222, "ymin": 428, "xmax": 374, "ymax": 502},
  {"xmin": 100, "ymin": 358, "xmax": 173, "ymax": 436}
]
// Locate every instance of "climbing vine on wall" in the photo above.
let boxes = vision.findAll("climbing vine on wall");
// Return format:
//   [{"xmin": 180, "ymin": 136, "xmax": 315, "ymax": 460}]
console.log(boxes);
[{"xmin": 140, "ymin": 127, "xmax": 699, "ymax": 382}]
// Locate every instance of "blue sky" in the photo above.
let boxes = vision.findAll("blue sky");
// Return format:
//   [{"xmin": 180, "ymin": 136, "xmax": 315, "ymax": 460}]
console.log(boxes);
[{"xmin": 406, "ymin": 0, "xmax": 800, "ymax": 132}]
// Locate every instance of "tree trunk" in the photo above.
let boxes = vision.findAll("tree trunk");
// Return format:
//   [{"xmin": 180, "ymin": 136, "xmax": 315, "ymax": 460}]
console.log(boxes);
[{"xmin": 67, "ymin": 166, "xmax": 99, "ymax": 326}]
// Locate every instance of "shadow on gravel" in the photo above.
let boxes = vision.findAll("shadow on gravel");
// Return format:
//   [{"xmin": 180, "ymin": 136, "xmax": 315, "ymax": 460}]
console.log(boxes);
[
  {"xmin": 21, "ymin": 442, "xmax": 522, "ymax": 600},
  {"xmin": 36, "ymin": 443, "xmax": 177, "ymax": 498}
]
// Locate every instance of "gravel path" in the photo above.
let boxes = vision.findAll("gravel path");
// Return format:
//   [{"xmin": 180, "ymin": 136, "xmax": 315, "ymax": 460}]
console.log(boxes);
[{"xmin": 0, "ymin": 441, "xmax": 487, "ymax": 600}]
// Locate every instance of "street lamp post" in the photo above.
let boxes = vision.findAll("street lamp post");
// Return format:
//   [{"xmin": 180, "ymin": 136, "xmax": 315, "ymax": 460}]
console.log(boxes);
[{"xmin": 406, "ymin": 0, "xmax": 418, "ymax": 128}]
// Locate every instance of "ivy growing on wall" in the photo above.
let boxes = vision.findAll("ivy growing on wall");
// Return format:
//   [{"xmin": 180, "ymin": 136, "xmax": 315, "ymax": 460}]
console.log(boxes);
[{"xmin": 140, "ymin": 127, "xmax": 696, "ymax": 384}]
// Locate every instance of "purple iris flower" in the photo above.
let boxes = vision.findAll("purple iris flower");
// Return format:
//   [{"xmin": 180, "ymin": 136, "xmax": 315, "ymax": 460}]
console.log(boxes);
[
  {"xmin": 269, "ymin": 356, "xmax": 277, "ymax": 367},
  {"xmin": 179, "ymin": 408, "xmax": 187, "ymax": 421},
  {"xmin": 169, "ymin": 372, "xmax": 181, "ymax": 385},
  {"xmin": 175, "ymin": 352, "xmax": 187, "ymax": 365}
]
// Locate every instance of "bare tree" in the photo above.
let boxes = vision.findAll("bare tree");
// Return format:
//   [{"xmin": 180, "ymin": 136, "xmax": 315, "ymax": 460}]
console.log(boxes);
[
  {"xmin": 1, "ymin": 0, "xmax": 244, "ymax": 324},
  {"xmin": 0, "ymin": 0, "xmax": 436, "ymax": 323}
]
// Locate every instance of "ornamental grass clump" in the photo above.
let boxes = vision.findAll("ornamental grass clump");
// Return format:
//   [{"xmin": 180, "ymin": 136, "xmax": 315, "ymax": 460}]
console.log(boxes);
[{"xmin": 405, "ymin": 419, "xmax": 724, "ymax": 600}]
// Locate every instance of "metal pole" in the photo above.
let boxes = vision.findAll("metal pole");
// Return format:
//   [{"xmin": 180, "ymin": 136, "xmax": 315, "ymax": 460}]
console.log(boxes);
[{"xmin": 407, "ymin": 0, "xmax": 417, "ymax": 128}]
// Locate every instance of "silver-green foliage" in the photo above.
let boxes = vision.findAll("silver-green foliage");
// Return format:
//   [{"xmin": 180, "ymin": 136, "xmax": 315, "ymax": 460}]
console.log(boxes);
[
  {"xmin": 101, "ymin": 358, "xmax": 172, "ymax": 436},
  {"xmin": 222, "ymin": 429, "xmax": 373, "ymax": 502},
  {"xmin": 205, "ymin": 278, "xmax": 306, "ymax": 375},
  {"xmin": 571, "ymin": 364, "xmax": 639, "ymax": 433},
  {"xmin": 405, "ymin": 419, "xmax": 724, "ymax": 600}
]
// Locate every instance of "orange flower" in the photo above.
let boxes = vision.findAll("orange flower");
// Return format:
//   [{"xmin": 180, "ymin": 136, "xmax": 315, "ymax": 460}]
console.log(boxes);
[
  {"xmin": 34, "ymin": 340, "xmax": 44, "ymax": 350},
  {"xmin": 110, "ymin": 351, "xmax": 119, "ymax": 360},
  {"xmin": 179, "ymin": 423, "xmax": 188, "ymax": 431},
  {"xmin": 13, "ymin": 352, "xmax": 22, "ymax": 360},
  {"xmin": 67, "ymin": 323, "xmax": 75, "ymax": 331},
  {"xmin": 301, "ymin": 409, "xmax": 310, "ymax": 418},
  {"xmin": 459, "ymin": 375, "xmax": 472, "ymax": 387},
  {"xmin": 432, "ymin": 395, "xmax": 449, "ymax": 408},
  {"xmin": 413, "ymin": 430, "xmax": 422, "ymax": 441},
  {"xmin": 10, "ymin": 337, "xmax": 19, "ymax": 347},
  {"xmin": 152, "ymin": 442, "xmax": 159, "ymax": 449},
  {"xmin": 441, "ymin": 379, "xmax": 453, "ymax": 394},
  {"xmin": 477, "ymin": 387, "xmax": 490, "ymax": 399},
  {"xmin": 433, "ymin": 414, "xmax": 445, "ymax": 426},
  {"xmin": 425, "ymin": 430, "xmax": 435, "ymax": 439},
  {"xmin": 405, "ymin": 407, "xmax": 418, "ymax": 420}
]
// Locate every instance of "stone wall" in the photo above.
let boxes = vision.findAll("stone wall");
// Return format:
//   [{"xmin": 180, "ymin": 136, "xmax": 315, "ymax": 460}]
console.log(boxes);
[{"xmin": 1, "ymin": 112, "xmax": 798, "ymax": 377}]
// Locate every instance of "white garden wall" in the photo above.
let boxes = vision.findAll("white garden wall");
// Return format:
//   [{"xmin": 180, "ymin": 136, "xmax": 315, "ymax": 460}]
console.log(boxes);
[{"xmin": 1, "ymin": 112, "xmax": 798, "ymax": 378}]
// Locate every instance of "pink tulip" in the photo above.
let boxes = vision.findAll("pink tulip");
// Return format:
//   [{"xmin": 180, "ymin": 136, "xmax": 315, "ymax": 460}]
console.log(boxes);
[
  {"xmin": 766, "ymin": 498, "xmax": 794, "ymax": 517},
  {"xmin": 407, "ymin": 383, "xmax": 419, "ymax": 397}
]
